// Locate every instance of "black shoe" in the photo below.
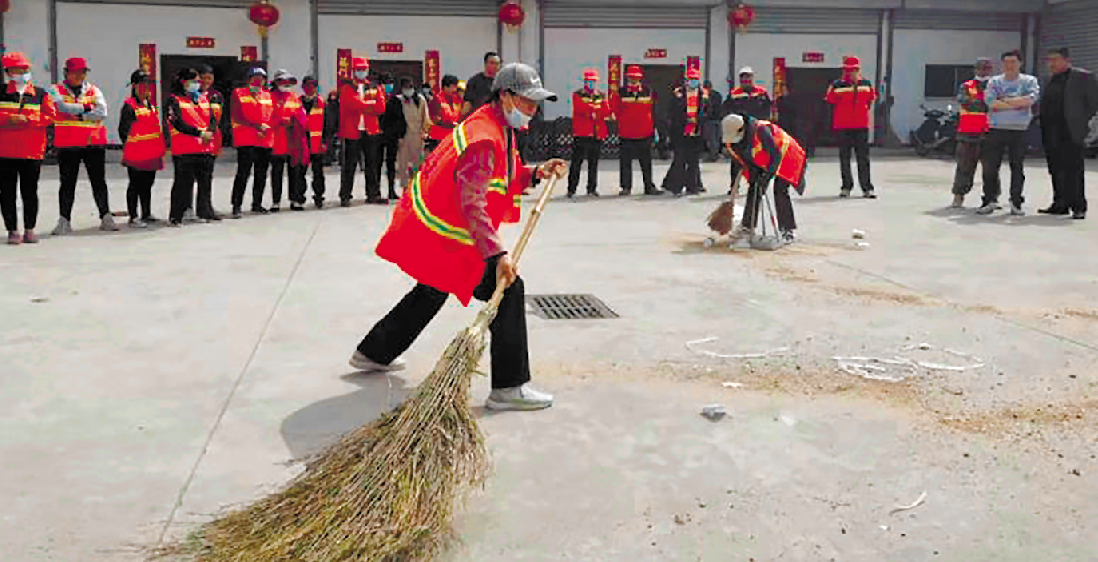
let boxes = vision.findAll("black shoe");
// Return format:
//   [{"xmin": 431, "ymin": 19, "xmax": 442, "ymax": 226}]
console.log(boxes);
[
  {"xmin": 388, "ymin": 191, "xmax": 399, "ymax": 200},
  {"xmin": 314, "ymin": 199, "xmax": 325, "ymax": 210},
  {"xmin": 340, "ymin": 199, "xmax": 352, "ymax": 208},
  {"xmin": 566, "ymin": 192, "xmax": 575, "ymax": 199},
  {"xmin": 168, "ymin": 220, "xmax": 182, "ymax": 228},
  {"xmin": 644, "ymin": 187, "xmax": 665, "ymax": 196},
  {"xmin": 619, "ymin": 188, "xmax": 631, "ymax": 196},
  {"xmin": 1038, "ymin": 205, "xmax": 1070, "ymax": 215},
  {"xmin": 587, "ymin": 191, "xmax": 600, "ymax": 197},
  {"xmin": 143, "ymin": 215, "xmax": 161, "ymax": 223},
  {"xmin": 366, "ymin": 197, "xmax": 388, "ymax": 205},
  {"xmin": 200, "ymin": 213, "xmax": 223, "ymax": 222},
  {"xmin": 269, "ymin": 204, "xmax": 281, "ymax": 213},
  {"xmin": 863, "ymin": 190, "xmax": 877, "ymax": 199},
  {"xmin": 839, "ymin": 189, "xmax": 851, "ymax": 198},
  {"xmin": 291, "ymin": 203, "xmax": 305, "ymax": 211},
  {"xmin": 685, "ymin": 189, "xmax": 701, "ymax": 196},
  {"xmin": 1073, "ymin": 210, "xmax": 1086, "ymax": 220},
  {"xmin": 231, "ymin": 207, "xmax": 243, "ymax": 219},
  {"xmin": 251, "ymin": 206, "xmax": 269, "ymax": 215}
]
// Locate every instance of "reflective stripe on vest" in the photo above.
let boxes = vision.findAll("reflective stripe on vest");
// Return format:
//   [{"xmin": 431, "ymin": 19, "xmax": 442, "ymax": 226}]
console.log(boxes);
[
  {"xmin": 52, "ymin": 84, "xmax": 107, "ymax": 147},
  {"xmin": 170, "ymin": 96, "xmax": 214, "ymax": 155},
  {"xmin": 409, "ymin": 172, "xmax": 474, "ymax": 245},
  {"xmin": 122, "ymin": 98, "xmax": 165, "ymax": 165}
]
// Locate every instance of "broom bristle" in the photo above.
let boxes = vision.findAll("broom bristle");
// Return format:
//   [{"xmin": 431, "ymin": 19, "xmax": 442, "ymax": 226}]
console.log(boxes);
[
  {"xmin": 707, "ymin": 201, "xmax": 736, "ymax": 236},
  {"xmin": 179, "ymin": 323, "xmax": 493, "ymax": 561}
]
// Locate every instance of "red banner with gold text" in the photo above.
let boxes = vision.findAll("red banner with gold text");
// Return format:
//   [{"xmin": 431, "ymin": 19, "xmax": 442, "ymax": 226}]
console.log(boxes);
[
  {"xmin": 608, "ymin": 55, "xmax": 621, "ymax": 93},
  {"xmin": 336, "ymin": 48, "xmax": 352, "ymax": 83},
  {"xmin": 425, "ymin": 50, "xmax": 440, "ymax": 93},
  {"xmin": 138, "ymin": 44, "xmax": 158, "ymax": 105}
]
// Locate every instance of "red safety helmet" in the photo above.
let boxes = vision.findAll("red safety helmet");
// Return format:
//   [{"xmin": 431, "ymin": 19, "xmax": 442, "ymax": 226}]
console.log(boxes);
[
  {"xmin": 65, "ymin": 57, "xmax": 90, "ymax": 72},
  {"xmin": 582, "ymin": 68, "xmax": 600, "ymax": 81},
  {"xmin": 625, "ymin": 65, "xmax": 643, "ymax": 79},
  {"xmin": 685, "ymin": 67, "xmax": 701, "ymax": 80},
  {"xmin": 843, "ymin": 56, "xmax": 861, "ymax": 69},
  {"xmin": 1, "ymin": 52, "xmax": 31, "ymax": 70},
  {"xmin": 352, "ymin": 57, "xmax": 369, "ymax": 71}
]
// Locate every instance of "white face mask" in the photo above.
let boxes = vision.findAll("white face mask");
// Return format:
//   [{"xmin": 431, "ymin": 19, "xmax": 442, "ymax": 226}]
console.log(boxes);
[
  {"xmin": 354, "ymin": 71, "xmax": 367, "ymax": 80},
  {"xmin": 402, "ymin": 88, "xmax": 415, "ymax": 98},
  {"xmin": 185, "ymin": 81, "xmax": 201, "ymax": 94},
  {"xmin": 279, "ymin": 84, "xmax": 294, "ymax": 93},
  {"xmin": 505, "ymin": 106, "xmax": 531, "ymax": 129},
  {"xmin": 8, "ymin": 72, "xmax": 30, "ymax": 84}
]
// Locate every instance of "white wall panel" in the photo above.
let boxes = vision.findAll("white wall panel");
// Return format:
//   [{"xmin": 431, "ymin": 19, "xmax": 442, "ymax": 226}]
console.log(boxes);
[
  {"xmin": 3, "ymin": 0, "xmax": 51, "ymax": 78},
  {"xmin": 266, "ymin": 0, "xmax": 312, "ymax": 81},
  {"xmin": 709, "ymin": 3, "xmax": 731, "ymax": 91}
]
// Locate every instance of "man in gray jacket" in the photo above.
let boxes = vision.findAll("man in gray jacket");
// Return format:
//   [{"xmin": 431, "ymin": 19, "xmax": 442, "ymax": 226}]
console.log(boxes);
[
  {"xmin": 1038, "ymin": 47, "xmax": 1098, "ymax": 220},
  {"xmin": 977, "ymin": 50, "xmax": 1040, "ymax": 217}
]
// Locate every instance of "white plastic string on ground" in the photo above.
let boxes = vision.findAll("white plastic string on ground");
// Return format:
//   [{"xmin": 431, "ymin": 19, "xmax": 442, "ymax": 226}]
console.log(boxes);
[
  {"xmin": 835, "ymin": 343, "xmax": 986, "ymax": 382},
  {"xmin": 685, "ymin": 337, "xmax": 790, "ymax": 360}
]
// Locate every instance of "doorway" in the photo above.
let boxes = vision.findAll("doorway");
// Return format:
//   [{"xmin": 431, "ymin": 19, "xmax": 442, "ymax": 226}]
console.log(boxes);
[
  {"xmin": 784, "ymin": 66, "xmax": 842, "ymax": 150},
  {"xmin": 369, "ymin": 60, "xmax": 424, "ymax": 88},
  {"xmin": 159, "ymin": 55, "xmax": 264, "ymax": 146},
  {"xmin": 639, "ymin": 63, "xmax": 685, "ymax": 159}
]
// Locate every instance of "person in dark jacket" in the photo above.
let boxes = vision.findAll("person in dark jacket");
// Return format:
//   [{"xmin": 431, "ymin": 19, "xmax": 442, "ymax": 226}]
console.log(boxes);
[
  {"xmin": 1038, "ymin": 47, "xmax": 1098, "ymax": 219},
  {"xmin": 662, "ymin": 68, "xmax": 710, "ymax": 196},
  {"xmin": 723, "ymin": 67, "xmax": 773, "ymax": 194},
  {"xmin": 702, "ymin": 80, "xmax": 725, "ymax": 161},
  {"xmin": 378, "ymin": 73, "xmax": 403, "ymax": 199},
  {"xmin": 166, "ymin": 67, "xmax": 220, "ymax": 226},
  {"xmin": 182, "ymin": 64, "xmax": 226, "ymax": 222},
  {"xmin": 323, "ymin": 87, "xmax": 341, "ymax": 166}
]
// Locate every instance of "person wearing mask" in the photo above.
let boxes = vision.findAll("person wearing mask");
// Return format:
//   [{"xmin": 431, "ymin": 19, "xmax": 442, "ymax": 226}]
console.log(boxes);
[
  {"xmin": 379, "ymin": 73, "xmax": 403, "ymax": 200},
  {"xmin": 428, "ymin": 74, "xmax": 462, "ymax": 153},
  {"xmin": 462, "ymin": 52, "xmax": 501, "ymax": 118},
  {"xmin": 268, "ymin": 69, "xmax": 304, "ymax": 212},
  {"xmin": 0, "ymin": 52, "xmax": 56, "ymax": 245},
  {"xmin": 352, "ymin": 62, "xmax": 567, "ymax": 411},
  {"xmin": 117, "ymin": 70, "xmax": 165, "ymax": 228},
  {"xmin": 567, "ymin": 69, "xmax": 611, "ymax": 198},
  {"xmin": 297, "ymin": 76, "xmax": 328, "ymax": 209},
  {"xmin": 166, "ymin": 68, "xmax": 219, "ymax": 226},
  {"xmin": 723, "ymin": 67, "xmax": 772, "ymax": 194},
  {"xmin": 702, "ymin": 79, "xmax": 724, "ymax": 161},
  {"xmin": 394, "ymin": 77, "xmax": 430, "ymax": 197},
  {"xmin": 663, "ymin": 68, "xmax": 710, "ymax": 196},
  {"xmin": 825, "ymin": 57, "xmax": 878, "ymax": 198},
  {"xmin": 1038, "ymin": 47, "xmax": 1098, "ymax": 220},
  {"xmin": 338, "ymin": 58, "xmax": 387, "ymax": 206},
  {"xmin": 951, "ymin": 58, "xmax": 994, "ymax": 208},
  {"xmin": 230, "ymin": 67, "xmax": 274, "ymax": 218},
  {"xmin": 977, "ymin": 50, "xmax": 1040, "ymax": 216},
  {"xmin": 49, "ymin": 57, "xmax": 115, "ymax": 234},
  {"xmin": 182, "ymin": 64, "xmax": 226, "ymax": 223},
  {"xmin": 611, "ymin": 65, "xmax": 661, "ymax": 196}
]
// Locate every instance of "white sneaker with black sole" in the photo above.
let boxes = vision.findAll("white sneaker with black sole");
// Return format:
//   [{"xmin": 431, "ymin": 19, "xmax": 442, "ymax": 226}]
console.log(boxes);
[
  {"xmin": 1010, "ymin": 204, "xmax": 1025, "ymax": 216},
  {"xmin": 348, "ymin": 351, "xmax": 406, "ymax": 373},
  {"xmin": 975, "ymin": 203, "xmax": 999, "ymax": 215},
  {"xmin": 485, "ymin": 384, "xmax": 553, "ymax": 411}
]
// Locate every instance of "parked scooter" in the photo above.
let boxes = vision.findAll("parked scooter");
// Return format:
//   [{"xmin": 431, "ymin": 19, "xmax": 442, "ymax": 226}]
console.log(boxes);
[{"xmin": 911, "ymin": 104, "xmax": 958, "ymax": 157}]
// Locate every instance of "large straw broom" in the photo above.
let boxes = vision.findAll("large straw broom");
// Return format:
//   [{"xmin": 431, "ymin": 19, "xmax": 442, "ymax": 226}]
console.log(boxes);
[{"xmin": 183, "ymin": 174, "xmax": 563, "ymax": 562}]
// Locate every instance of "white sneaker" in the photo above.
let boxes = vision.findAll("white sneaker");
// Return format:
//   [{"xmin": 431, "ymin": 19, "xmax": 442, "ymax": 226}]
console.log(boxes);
[
  {"xmin": 51, "ymin": 217, "xmax": 73, "ymax": 236},
  {"xmin": 975, "ymin": 203, "xmax": 998, "ymax": 216},
  {"xmin": 129, "ymin": 219, "xmax": 148, "ymax": 229},
  {"xmin": 1010, "ymin": 204, "xmax": 1025, "ymax": 216},
  {"xmin": 99, "ymin": 214, "xmax": 119, "ymax": 232},
  {"xmin": 348, "ymin": 351, "xmax": 406, "ymax": 373},
  {"xmin": 182, "ymin": 208, "xmax": 199, "ymax": 223},
  {"xmin": 485, "ymin": 384, "xmax": 553, "ymax": 411}
]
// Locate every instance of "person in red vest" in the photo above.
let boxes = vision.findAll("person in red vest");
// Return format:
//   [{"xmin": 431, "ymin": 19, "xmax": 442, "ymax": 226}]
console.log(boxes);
[
  {"xmin": 352, "ymin": 63, "xmax": 566, "ymax": 411},
  {"xmin": 720, "ymin": 112, "xmax": 806, "ymax": 245},
  {"xmin": 295, "ymin": 75, "xmax": 327, "ymax": 209},
  {"xmin": 427, "ymin": 74, "xmax": 462, "ymax": 153},
  {"xmin": 567, "ymin": 68, "xmax": 611, "ymax": 197},
  {"xmin": 611, "ymin": 65, "xmax": 661, "ymax": 196},
  {"xmin": 723, "ymin": 66, "xmax": 772, "ymax": 195},
  {"xmin": 166, "ymin": 68, "xmax": 219, "ymax": 226},
  {"xmin": 951, "ymin": 58, "xmax": 993, "ymax": 208},
  {"xmin": 1, "ymin": 52, "xmax": 56, "ymax": 245},
  {"xmin": 663, "ymin": 67, "xmax": 710, "ymax": 196},
  {"xmin": 230, "ymin": 67, "xmax": 274, "ymax": 218},
  {"xmin": 268, "ymin": 69, "xmax": 304, "ymax": 212},
  {"xmin": 338, "ymin": 57, "xmax": 387, "ymax": 206},
  {"xmin": 825, "ymin": 56, "xmax": 878, "ymax": 198},
  {"xmin": 117, "ymin": 70, "xmax": 166, "ymax": 229},
  {"xmin": 181, "ymin": 64, "xmax": 228, "ymax": 223},
  {"xmin": 49, "ymin": 57, "xmax": 115, "ymax": 235}
]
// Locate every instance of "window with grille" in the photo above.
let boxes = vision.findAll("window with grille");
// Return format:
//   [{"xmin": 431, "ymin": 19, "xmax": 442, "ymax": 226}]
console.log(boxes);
[{"xmin": 924, "ymin": 65, "xmax": 975, "ymax": 99}]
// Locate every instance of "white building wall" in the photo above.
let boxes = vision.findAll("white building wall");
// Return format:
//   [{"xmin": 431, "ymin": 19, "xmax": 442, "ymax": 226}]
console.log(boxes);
[
  {"xmin": 542, "ymin": 27, "xmax": 706, "ymax": 120},
  {"xmin": 317, "ymin": 15, "xmax": 496, "ymax": 95},
  {"xmin": 266, "ymin": 0, "xmax": 312, "ymax": 81},
  {"xmin": 56, "ymin": 3, "xmax": 259, "ymax": 145},
  {"xmin": 3, "ymin": 0, "xmax": 51, "ymax": 79},
  {"xmin": 891, "ymin": 29, "xmax": 1020, "ymax": 141},
  {"xmin": 734, "ymin": 33, "xmax": 879, "ymax": 99},
  {"xmin": 708, "ymin": 3, "xmax": 731, "ymax": 91},
  {"xmin": 519, "ymin": 0, "xmax": 540, "ymax": 70}
]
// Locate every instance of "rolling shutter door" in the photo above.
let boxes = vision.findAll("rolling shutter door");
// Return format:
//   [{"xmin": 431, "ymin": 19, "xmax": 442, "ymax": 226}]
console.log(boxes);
[
  {"xmin": 745, "ymin": 7, "xmax": 879, "ymax": 35},
  {"xmin": 894, "ymin": 9, "xmax": 1024, "ymax": 32},
  {"xmin": 318, "ymin": 0, "xmax": 498, "ymax": 16},
  {"xmin": 1041, "ymin": 0, "xmax": 1098, "ymax": 75},
  {"xmin": 541, "ymin": 2, "xmax": 709, "ymax": 29}
]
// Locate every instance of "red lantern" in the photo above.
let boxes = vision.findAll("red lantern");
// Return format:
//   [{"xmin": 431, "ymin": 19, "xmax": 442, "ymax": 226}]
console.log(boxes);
[
  {"xmin": 248, "ymin": 1, "xmax": 280, "ymax": 28},
  {"xmin": 0, "ymin": 0, "xmax": 10, "ymax": 14},
  {"xmin": 498, "ymin": 1, "xmax": 525, "ymax": 32},
  {"xmin": 729, "ymin": 3, "xmax": 755, "ymax": 32}
]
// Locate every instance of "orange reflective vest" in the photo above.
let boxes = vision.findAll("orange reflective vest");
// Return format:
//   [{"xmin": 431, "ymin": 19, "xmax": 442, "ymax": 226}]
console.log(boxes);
[
  {"xmin": 374, "ymin": 104, "xmax": 533, "ymax": 306},
  {"xmin": 302, "ymin": 95, "xmax": 326, "ymax": 154},
  {"xmin": 956, "ymin": 79, "xmax": 989, "ymax": 135},
  {"xmin": 731, "ymin": 119, "xmax": 807, "ymax": 193},
  {"xmin": 170, "ymin": 94, "xmax": 216, "ymax": 156},
  {"xmin": 207, "ymin": 90, "xmax": 225, "ymax": 156},
  {"xmin": 231, "ymin": 87, "xmax": 274, "ymax": 148},
  {"xmin": 572, "ymin": 89, "xmax": 610, "ymax": 139},
  {"xmin": 121, "ymin": 98, "xmax": 166, "ymax": 170},
  {"xmin": 51, "ymin": 82, "xmax": 108, "ymax": 148},
  {"xmin": 271, "ymin": 90, "xmax": 303, "ymax": 156},
  {"xmin": 0, "ymin": 83, "xmax": 56, "ymax": 160}
]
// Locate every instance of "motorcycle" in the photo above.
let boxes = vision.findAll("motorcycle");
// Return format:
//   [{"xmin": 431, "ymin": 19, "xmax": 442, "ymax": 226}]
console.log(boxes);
[{"xmin": 911, "ymin": 104, "xmax": 958, "ymax": 157}]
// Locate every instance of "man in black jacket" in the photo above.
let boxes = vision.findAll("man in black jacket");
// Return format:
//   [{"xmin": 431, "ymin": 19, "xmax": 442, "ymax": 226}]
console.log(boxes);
[
  {"xmin": 1039, "ymin": 47, "xmax": 1098, "ymax": 220},
  {"xmin": 378, "ymin": 73, "xmax": 402, "ymax": 200},
  {"xmin": 662, "ymin": 68, "xmax": 710, "ymax": 196}
]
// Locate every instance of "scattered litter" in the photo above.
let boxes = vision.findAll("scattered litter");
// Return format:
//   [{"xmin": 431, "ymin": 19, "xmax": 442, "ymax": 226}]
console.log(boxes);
[
  {"xmin": 778, "ymin": 413, "xmax": 797, "ymax": 427},
  {"xmin": 701, "ymin": 404, "xmax": 727, "ymax": 421},
  {"xmin": 686, "ymin": 337, "xmax": 790, "ymax": 359},
  {"xmin": 673, "ymin": 513, "xmax": 690, "ymax": 525},
  {"xmin": 30, "ymin": 297, "xmax": 49, "ymax": 304},
  {"xmin": 852, "ymin": 229, "xmax": 866, "ymax": 239},
  {"xmin": 855, "ymin": 242, "xmax": 871, "ymax": 250},
  {"xmin": 835, "ymin": 343, "xmax": 987, "ymax": 381},
  {"xmin": 879, "ymin": 525, "xmax": 890, "ymax": 531},
  {"xmin": 722, "ymin": 382, "xmax": 744, "ymax": 389},
  {"xmin": 889, "ymin": 491, "xmax": 928, "ymax": 515}
]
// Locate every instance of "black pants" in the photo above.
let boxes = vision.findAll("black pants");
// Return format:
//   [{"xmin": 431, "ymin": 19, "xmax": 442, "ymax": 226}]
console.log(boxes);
[
  {"xmin": 425, "ymin": 138, "xmax": 442, "ymax": 153},
  {"xmin": 0, "ymin": 157, "xmax": 41, "ymax": 232},
  {"xmin": 291, "ymin": 154, "xmax": 326, "ymax": 204},
  {"xmin": 231, "ymin": 146, "xmax": 272, "ymax": 210},
  {"xmin": 568, "ymin": 137, "xmax": 601, "ymax": 194},
  {"xmin": 356, "ymin": 256, "xmax": 530, "ymax": 389},
  {"xmin": 619, "ymin": 137, "xmax": 655, "ymax": 192},
  {"xmin": 340, "ymin": 134, "xmax": 382, "ymax": 201},
  {"xmin": 126, "ymin": 168, "xmax": 156, "ymax": 220},
  {"xmin": 703, "ymin": 120, "xmax": 723, "ymax": 160},
  {"xmin": 742, "ymin": 177, "xmax": 797, "ymax": 232},
  {"xmin": 837, "ymin": 129, "xmax": 874, "ymax": 193},
  {"xmin": 981, "ymin": 129, "xmax": 1027, "ymax": 207},
  {"xmin": 57, "ymin": 147, "xmax": 110, "ymax": 220},
  {"xmin": 1043, "ymin": 124, "xmax": 1087, "ymax": 213},
  {"xmin": 664, "ymin": 136, "xmax": 704, "ymax": 194},
  {"xmin": 952, "ymin": 134, "xmax": 984, "ymax": 196},
  {"xmin": 171, "ymin": 155, "xmax": 215, "ymax": 222},
  {"xmin": 270, "ymin": 155, "xmax": 303, "ymax": 206},
  {"xmin": 380, "ymin": 138, "xmax": 398, "ymax": 196}
]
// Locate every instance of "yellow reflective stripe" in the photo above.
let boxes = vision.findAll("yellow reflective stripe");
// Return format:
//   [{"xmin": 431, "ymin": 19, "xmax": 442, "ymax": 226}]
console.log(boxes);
[
  {"xmin": 127, "ymin": 132, "xmax": 160, "ymax": 142},
  {"xmin": 487, "ymin": 178, "xmax": 507, "ymax": 195},
  {"xmin": 55, "ymin": 120, "xmax": 103, "ymax": 128},
  {"xmin": 409, "ymin": 173, "xmax": 473, "ymax": 245},
  {"xmin": 309, "ymin": 108, "xmax": 324, "ymax": 115},
  {"xmin": 0, "ymin": 102, "xmax": 42, "ymax": 111},
  {"xmin": 453, "ymin": 123, "xmax": 469, "ymax": 155}
]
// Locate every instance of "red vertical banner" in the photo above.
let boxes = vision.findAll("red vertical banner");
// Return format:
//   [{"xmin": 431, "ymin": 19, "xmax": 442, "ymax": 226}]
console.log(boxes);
[
  {"xmin": 241, "ymin": 46, "xmax": 258, "ymax": 63},
  {"xmin": 425, "ymin": 50, "xmax": 441, "ymax": 93},
  {"xmin": 336, "ymin": 48, "xmax": 352, "ymax": 83},
  {"xmin": 772, "ymin": 57, "xmax": 787, "ymax": 121},
  {"xmin": 607, "ymin": 55, "xmax": 622, "ymax": 93},
  {"xmin": 686, "ymin": 56, "xmax": 701, "ymax": 78},
  {"xmin": 138, "ymin": 44, "xmax": 158, "ymax": 105}
]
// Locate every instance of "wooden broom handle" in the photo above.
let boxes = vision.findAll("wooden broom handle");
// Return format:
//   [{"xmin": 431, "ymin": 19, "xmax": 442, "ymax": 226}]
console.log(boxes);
[{"xmin": 486, "ymin": 172, "xmax": 562, "ymax": 309}]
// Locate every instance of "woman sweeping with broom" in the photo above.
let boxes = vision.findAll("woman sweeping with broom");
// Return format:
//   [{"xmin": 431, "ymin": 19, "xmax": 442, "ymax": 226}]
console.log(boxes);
[{"xmin": 350, "ymin": 62, "xmax": 567, "ymax": 411}]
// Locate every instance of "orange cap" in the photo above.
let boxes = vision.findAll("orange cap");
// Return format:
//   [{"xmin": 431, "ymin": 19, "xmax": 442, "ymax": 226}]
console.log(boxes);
[
  {"xmin": 352, "ymin": 57, "xmax": 369, "ymax": 70},
  {"xmin": 583, "ymin": 68, "xmax": 600, "ymax": 81},
  {"xmin": 65, "ymin": 57, "xmax": 90, "ymax": 72},
  {"xmin": 685, "ymin": 67, "xmax": 701, "ymax": 80},
  {"xmin": 625, "ymin": 65, "xmax": 643, "ymax": 79},
  {"xmin": 843, "ymin": 56, "xmax": 861, "ymax": 69},
  {"xmin": 2, "ymin": 52, "xmax": 31, "ymax": 70}
]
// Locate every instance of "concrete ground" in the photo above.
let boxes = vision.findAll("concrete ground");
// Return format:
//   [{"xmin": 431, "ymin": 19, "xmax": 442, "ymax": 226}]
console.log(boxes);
[{"xmin": 2, "ymin": 153, "xmax": 1097, "ymax": 561}]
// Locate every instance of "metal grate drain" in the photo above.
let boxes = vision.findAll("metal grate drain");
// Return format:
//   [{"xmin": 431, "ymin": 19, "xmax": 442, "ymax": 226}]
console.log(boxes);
[{"xmin": 526, "ymin": 294, "xmax": 619, "ymax": 320}]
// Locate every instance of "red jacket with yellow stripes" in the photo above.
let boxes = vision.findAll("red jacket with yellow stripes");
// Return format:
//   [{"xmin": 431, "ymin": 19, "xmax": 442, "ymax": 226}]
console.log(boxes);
[
  {"xmin": 824, "ymin": 79, "xmax": 876, "ymax": 130},
  {"xmin": 0, "ymin": 83, "xmax": 57, "ymax": 160}
]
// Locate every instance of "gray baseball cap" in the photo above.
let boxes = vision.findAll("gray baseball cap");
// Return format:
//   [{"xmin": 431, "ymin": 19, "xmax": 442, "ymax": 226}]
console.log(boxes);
[
  {"xmin": 271, "ymin": 69, "xmax": 297, "ymax": 83},
  {"xmin": 492, "ymin": 62, "xmax": 557, "ymax": 102}
]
